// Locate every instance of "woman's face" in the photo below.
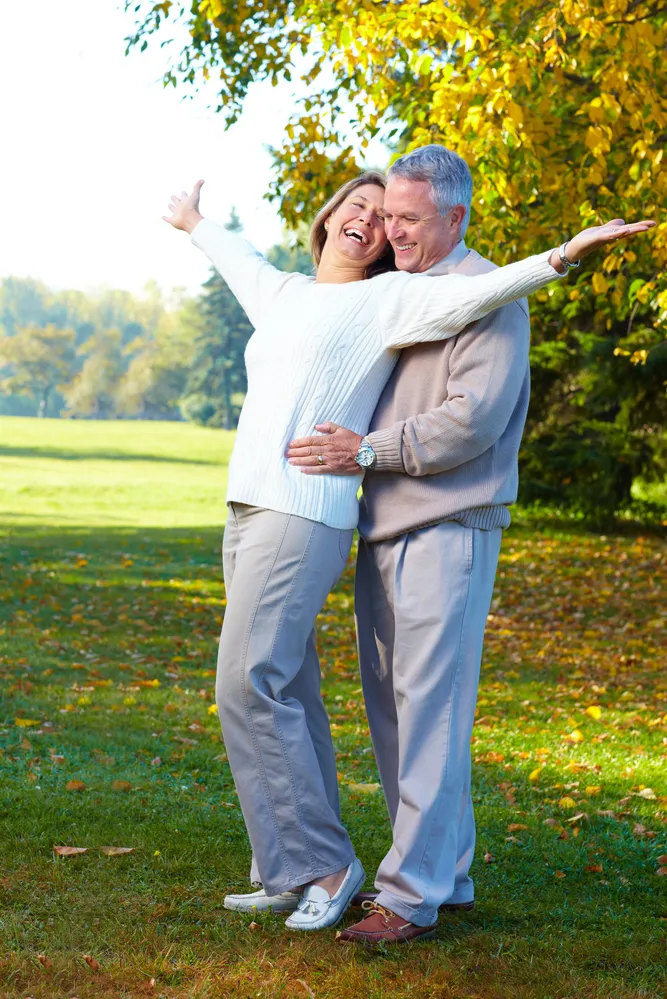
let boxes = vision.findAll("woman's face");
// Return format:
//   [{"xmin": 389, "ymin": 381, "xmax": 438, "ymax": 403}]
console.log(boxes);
[{"xmin": 325, "ymin": 184, "xmax": 388, "ymax": 266}]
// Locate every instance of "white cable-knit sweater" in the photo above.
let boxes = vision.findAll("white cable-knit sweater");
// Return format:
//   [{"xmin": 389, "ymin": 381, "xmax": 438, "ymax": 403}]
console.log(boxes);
[{"xmin": 191, "ymin": 219, "xmax": 561, "ymax": 530}]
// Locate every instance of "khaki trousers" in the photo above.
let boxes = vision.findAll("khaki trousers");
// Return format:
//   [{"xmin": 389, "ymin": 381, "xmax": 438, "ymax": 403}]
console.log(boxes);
[
  {"xmin": 355, "ymin": 520, "xmax": 502, "ymax": 926},
  {"xmin": 217, "ymin": 502, "xmax": 355, "ymax": 896}
]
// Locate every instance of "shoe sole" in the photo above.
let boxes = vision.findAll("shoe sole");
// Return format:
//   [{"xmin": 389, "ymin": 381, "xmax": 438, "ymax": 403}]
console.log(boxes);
[
  {"xmin": 224, "ymin": 899, "xmax": 300, "ymax": 913},
  {"xmin": 286, "ymin": 866, "xmax": 366, "ymax": 931},
  {"xmin": 339, "ymin": 928, "xmax": 438, "ymax": 946}
]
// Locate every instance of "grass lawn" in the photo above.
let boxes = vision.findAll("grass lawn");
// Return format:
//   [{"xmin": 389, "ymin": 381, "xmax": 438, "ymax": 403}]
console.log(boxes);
[{"xmin": 1, "ymin": 415, "xmax": 666, "ymax": 999}]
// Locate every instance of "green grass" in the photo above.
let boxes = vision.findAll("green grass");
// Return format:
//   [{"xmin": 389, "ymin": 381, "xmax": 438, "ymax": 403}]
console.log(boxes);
[{"xmin": 1, "ymin": 417, "xmax": 666, "ymax": 999}]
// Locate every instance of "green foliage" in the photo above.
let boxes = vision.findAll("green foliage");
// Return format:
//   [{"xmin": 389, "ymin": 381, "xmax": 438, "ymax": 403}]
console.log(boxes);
[{"xmin": 0, "ymin": 324, "xmax": 75, "ymax": 417}]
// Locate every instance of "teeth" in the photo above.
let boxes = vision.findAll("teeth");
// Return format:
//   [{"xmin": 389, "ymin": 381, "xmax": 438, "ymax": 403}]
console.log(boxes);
[
  {"xmin": 397, "ymin": 243, "xmax": 416, "ymax": 250},
  {"xmin": 344, "ymin": 227, "xmax": 368, "ymax": 245}
]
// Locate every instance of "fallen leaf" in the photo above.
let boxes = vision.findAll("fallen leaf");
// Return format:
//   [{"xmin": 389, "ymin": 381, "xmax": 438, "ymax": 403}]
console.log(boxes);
[
  {"xmin": 585, "ymin": 863, "xmax": 603, "ymax": 873},
  {"xmin": 207, "ymin": 703, "xmax": 218, "ymax": 715},
  {"xmin": 596, "ymin": 810, "xmax": 617, "ymax": 818},
  {"xmin": 112, "ymin": 780, "xmax": 132, "ymax": 792},
  {"xmin": 53, "ymin": 846, "xmax": 88, "ymax": 856},
  {"xmin": 566, "ymin": 730, "xmax": 585, "ymax": 744},
  {"xmin": 347, "ymin": 782, "xmax": 380, "ymax": 794},
  {"xmin": 634, "ymin": 824, "xmax": 657, "ymax": 838},
  {"xmin": 188, "ymin": 722, "xmax": 205, "ymax": 733},
  {"xmin": 37, "ymin": 954, "xmax": 53, "ymax": 967},
  {"xmin": 507, "ymin": 823, "xmax": 528, "ymax": 832},
  {"xmin": 99, "ymin": 846, "xmax": 134, "ymax": 856},
  {"xmin": 585, "ymin": 706, "xmax": 602, "ymax": 720},
  {"xmin": 66, "ymin": 781, "xmax": 86, "ymax": 793},
  {"xmin": 558, "ymin": 796, "xmax": 577, "ymax": 809},
  {"xmin": 566, "ymin": 812, "xmax": 588, "ymax": 824},
  {"xmin": 15, "ymin": 718, "xmax": 41, "ymax": 728},
  {"xmin": 657, "ymin": 855, "xmax": 667, "ymax": 865},
  {"xmin": 151, "ymin": 757, "xmax": 161, "ymax": 767},
  {"xmin": 248, "ymin": 921, "xmax": 259, "ymax": 930},
  {"xmin": 544, "ymin": 818, "xmax": 560, "ymax": 828},
  {"xmin": 585, "ymin": 786, "xmax": 602, "ymax": 796},
  {"xmin": 657, "ymin": 867, "xmax": 667, "ymax": 876},
  {"xmin": 554, "ymin": 870, "xmax": 566, "ymax": 878},
  {"xmin": 483, "ymin": 851, "xmax": 495, "ymax": 863},
  {"xmin": 83, "ymin": 955, "xmax": 100, "ymax": 971},
  {"xmin": 528, "ymin": 767, "xmax": 543, "ymax": 782},
  {"xmin": 637, "ymin": 787, "xmax": 656, "ymax": 799},
  {"xmin": 296, "ymin": 981, "xmax": 316, "ymax": 999}
]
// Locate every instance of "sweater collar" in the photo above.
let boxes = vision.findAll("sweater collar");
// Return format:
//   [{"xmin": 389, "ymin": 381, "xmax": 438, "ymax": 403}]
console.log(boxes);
[{"xmin": 424, "ymin": 241, "xmax": 469, "ymax": 276}]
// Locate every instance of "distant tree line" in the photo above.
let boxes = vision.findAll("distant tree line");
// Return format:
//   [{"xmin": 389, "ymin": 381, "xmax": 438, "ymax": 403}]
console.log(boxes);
[{"xmin": 0, "ymin": 213, "xmax": 312, "ymax": 430}]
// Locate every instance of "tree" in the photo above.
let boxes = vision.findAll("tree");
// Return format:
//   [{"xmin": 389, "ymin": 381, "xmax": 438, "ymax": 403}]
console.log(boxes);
[
  {"xmin": 126, "ymin": 0, "xmax": 667, "ymax": 516},
  {"xmin": 63, "ymin": 330, "xmax": 124, "ymax": 419},
  {"xmin": 0, "ymin": 324, "xmax": 75, "ymax": 417}
]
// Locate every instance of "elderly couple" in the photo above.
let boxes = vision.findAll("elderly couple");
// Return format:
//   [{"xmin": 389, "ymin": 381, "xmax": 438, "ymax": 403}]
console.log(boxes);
[{"xmin": 165, "ymin": 145, "xmax": 652, "ymax": 945}]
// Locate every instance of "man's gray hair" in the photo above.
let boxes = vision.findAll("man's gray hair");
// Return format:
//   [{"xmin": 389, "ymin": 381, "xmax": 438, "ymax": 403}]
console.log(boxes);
[{"xmin": 388, "ymin": 145, "xmax": 473, "ymax": 237}]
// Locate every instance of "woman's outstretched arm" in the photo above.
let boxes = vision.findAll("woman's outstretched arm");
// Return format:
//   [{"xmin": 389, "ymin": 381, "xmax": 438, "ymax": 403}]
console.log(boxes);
[
  {"xmin": 379, "ymin": 218, "xmax": 655, "ymax": 349},
  {"xmin": 164, "ymin": 180, "xmax": 303, "ymax": 328}
]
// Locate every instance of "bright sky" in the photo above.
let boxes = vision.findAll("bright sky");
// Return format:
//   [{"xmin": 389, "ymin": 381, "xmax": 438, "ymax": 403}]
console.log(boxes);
[{"xmin": 0, "ymin": 0, "xmax": 341, "ymax": 296}]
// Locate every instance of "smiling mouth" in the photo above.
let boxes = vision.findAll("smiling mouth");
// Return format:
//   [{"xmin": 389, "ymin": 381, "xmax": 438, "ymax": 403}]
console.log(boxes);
[
  {"xmin": 395, "ymin": 242, "xmax": 417, "ymax": 251},
  {"xmin": 344, "ymin": 227, "xmax": 369, "ymax": 246}
]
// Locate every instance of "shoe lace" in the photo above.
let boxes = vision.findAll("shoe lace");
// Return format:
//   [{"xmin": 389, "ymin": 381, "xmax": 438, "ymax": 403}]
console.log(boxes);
[
  {"xmin": 298, "ymin": 897, "xmax": 327, "ymax": 916},
  {"xmin": 361, "ymin": 900, "xmax": 394, "ymax": 925}
]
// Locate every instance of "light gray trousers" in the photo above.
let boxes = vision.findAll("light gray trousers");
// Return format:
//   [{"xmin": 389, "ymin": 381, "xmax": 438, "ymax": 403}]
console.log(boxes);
[
  {"xmin": 217, "ymin": 502, "xmax": 355, "ymax": 896},
  {"xmin": 355, "ymin": 520, "xmax": 502, "ymax": 927}
]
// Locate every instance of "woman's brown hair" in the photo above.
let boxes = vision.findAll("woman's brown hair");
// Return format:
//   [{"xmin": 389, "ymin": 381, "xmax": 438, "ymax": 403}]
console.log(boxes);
[{"xmin": 309, "ymin": 171, "xmax": 396, "ymax": 278}]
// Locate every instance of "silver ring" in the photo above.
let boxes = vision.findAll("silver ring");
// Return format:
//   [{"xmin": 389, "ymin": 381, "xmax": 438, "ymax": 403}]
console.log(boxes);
[{"xmin": 317, "ymin": 455, "xmax": 324, "ymax": 465}]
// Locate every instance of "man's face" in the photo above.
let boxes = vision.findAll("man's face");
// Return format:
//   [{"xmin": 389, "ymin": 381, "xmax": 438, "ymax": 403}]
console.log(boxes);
[{"xmin": 382, "ymin": 176, "xmax": 464, "ymax": 273}]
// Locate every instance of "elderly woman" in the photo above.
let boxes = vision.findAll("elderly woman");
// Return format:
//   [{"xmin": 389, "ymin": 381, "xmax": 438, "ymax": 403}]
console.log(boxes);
[{"xmin": 164, "ymin": 174, "xmax": 652, "ymax": 931}]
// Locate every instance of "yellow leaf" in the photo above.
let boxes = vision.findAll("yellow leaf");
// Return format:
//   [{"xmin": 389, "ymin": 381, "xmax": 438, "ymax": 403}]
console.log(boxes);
[
  {"xmin": 112, "ymin": 780, "xmax": 133, "ymax": 792},
  {"xmin": 585, "ymin": 786, "xmax": 602, "ymax": 796},
  {"xmin": 99, "ymin": 846, "xmax": 134, "ymax": 856},
  {"xmin": 585, "ymin": 705, "xmax": 602, "ymax": 720},
  {"xmin": 347, "ymin": 782, "xmax": 380, "ymax": 794},
  {"xmin": 592, "ymin": 273, "xmax": 609, "ymax": 295},
  {"xmin": 66, "ymin": 780, "xmax": 86, "ymax": 792},
  {"xmin": 14, "ymin": 718, "xmax": 40, "ymax": 728},
  {"xmin": 529, "ymin": 767, "xmax": 543, "ymax": 781},
  {"xmin": 208, "ymin": 703, "xmax": 218, "ymax": 715},
  {"xmin": 558, "ymin": 796, "xmax": 578, "ymax": 809},
  {"xmin": 568, "ymin": 729, "xmax": 585, "ymax": 743}
]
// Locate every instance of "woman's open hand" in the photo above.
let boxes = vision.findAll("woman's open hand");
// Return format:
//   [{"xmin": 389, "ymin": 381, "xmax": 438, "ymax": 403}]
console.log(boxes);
[
  {"xmin": 163, "ymin": 179, "xmax": 205, "ymax": 234},
  {"xmin": 552, "ymin": 218, "xmax": 656, "ymax": 271}
]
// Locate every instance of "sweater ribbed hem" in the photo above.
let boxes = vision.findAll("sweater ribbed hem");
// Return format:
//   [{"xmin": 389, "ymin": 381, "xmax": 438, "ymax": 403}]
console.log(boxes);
[
  {"xmin": 360, "ymin": 504, "xmax": 511, "ymax": 543},
  {"xmin": 366, "ymin": 426, "xmax": 405, "ymax": 472}
]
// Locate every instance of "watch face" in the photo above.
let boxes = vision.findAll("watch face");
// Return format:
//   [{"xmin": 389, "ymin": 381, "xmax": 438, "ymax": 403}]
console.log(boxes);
[{"xmin": 356, "ymin": 445, "xmax": 375, "ymax": 468}]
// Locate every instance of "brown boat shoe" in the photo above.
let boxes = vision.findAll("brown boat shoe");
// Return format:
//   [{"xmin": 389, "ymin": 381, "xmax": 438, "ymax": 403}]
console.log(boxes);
[
  {"xmin": 350, "ymin": 890, "xmax": 474, "ymax": 914},
  {"xmin": 337, "ymin": 901, "xmax": 437, "ymax": 945}
]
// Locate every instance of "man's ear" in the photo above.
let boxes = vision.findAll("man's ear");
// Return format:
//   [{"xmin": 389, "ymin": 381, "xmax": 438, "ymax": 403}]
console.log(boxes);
[{"xmin": 450, "ymin": 205, "xmax": 467, "ymax": 231}]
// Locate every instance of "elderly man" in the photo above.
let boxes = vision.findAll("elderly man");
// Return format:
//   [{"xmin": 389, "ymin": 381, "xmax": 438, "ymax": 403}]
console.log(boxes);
[{"xmin": 287, "ymin": 145, "xmax": 531, "ymax": 944}]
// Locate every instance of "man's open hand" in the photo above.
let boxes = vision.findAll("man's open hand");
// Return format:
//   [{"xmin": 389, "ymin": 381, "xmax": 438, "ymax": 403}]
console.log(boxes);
[{"xmin": 285, "ymin": 423, "xmax": 363, "ymax": 475}]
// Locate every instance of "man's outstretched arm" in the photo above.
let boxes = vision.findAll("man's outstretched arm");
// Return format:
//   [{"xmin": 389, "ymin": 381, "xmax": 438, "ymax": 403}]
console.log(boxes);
[{"xmin": 286, "ymin": 301, "xmax": 529, "ymax": 477}]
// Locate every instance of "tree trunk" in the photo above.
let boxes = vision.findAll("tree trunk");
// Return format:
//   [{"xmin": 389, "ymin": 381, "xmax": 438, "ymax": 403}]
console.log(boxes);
[{"xmin": 38, "ymin": 386, "xmax": 51, "ymax": 418}]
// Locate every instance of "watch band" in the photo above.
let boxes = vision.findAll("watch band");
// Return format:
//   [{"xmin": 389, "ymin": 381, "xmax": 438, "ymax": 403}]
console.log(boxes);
[{"xmin": 559, "ymin": 241, "xmax": 580, "ymax": 271}]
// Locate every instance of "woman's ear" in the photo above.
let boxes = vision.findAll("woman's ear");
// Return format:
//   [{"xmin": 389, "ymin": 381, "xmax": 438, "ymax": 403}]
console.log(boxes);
[{"xmin": 324, "ymin": 218, "xmax": 330, "ymax": 231}]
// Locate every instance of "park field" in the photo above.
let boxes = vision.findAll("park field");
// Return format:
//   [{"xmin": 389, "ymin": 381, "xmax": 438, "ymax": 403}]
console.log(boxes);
[{"xmin": 0, "ymin": 416, "xmax": 666, "ymax": 999}]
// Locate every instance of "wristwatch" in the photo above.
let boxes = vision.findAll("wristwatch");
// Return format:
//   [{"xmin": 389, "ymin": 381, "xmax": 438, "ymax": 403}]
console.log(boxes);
[
  {"xmin": 355, "ymin": 437, "xmax": 377, "ymax": 469},
  {"xmin": 558, "ymin": 241, "xmax": 580, "ymax": 271}
]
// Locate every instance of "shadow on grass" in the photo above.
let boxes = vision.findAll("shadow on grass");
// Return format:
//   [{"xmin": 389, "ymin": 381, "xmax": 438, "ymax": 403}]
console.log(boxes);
[{"xmin": 0, "ymin": 445, "xmax": 220, "ymax": 465}]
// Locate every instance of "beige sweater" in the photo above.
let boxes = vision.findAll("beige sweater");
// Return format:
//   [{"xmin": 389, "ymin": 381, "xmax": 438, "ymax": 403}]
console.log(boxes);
[{"xmin": 359, "ymin": 243, "xmax": 531, "ymax": 542}]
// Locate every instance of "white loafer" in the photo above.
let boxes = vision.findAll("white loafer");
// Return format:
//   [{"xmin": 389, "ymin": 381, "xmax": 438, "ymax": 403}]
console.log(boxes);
[
  {"xmin": 224, "ymin": 886, "xmax": 302, "ymax": 913},
  {"xmin": 285, "ymin": 859, "xmax": 365, "ymax": 931}
]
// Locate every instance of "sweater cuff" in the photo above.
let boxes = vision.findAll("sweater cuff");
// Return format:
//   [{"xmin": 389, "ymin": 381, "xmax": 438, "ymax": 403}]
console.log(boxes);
[{"xmin": 366, "ymin": 426, "xmax": 406, "ymax": 473}]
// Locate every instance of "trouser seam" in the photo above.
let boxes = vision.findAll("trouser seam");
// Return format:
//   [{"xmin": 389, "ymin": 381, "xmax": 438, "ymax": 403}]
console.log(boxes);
[
  {"xmin": 236, "ymin": 514, "xmax": 294, "ymax": 882},
  {"xmin": 260, "ymin": 516, "xmax": 319, "ymax": 875},
  {"xmin": 413, "ymin": 527, "xmax": 474, "ymax": 921}
]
